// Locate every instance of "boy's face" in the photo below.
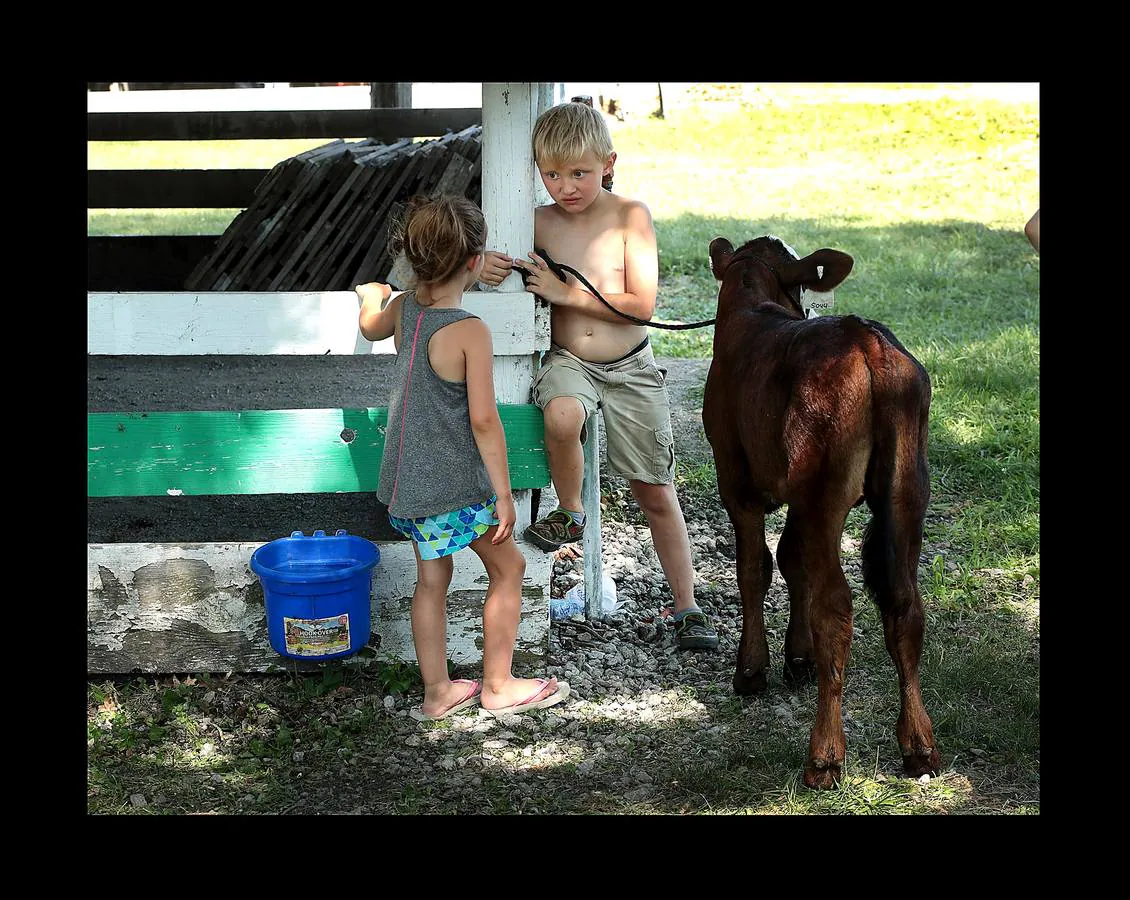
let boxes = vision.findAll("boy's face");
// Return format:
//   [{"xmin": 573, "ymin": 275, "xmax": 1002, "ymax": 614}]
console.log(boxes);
[{"xmin": 537, "ymin": 149, "xmax": 615, "ymax": 214}]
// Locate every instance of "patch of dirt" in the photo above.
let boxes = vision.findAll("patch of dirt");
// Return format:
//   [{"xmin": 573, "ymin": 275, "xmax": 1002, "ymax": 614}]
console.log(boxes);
[{"xmin": 659, "ymin": 357, "xmax": 712, "ymax": 463}]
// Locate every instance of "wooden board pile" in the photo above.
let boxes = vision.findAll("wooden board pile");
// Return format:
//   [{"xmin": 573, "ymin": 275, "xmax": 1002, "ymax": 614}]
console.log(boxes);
[{"xmin": 184, "ymin": 126, "xmax": 482, "ymax": 291}]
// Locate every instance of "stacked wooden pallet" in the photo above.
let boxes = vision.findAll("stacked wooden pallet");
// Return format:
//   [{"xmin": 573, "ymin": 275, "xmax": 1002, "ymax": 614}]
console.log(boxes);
[{"xmin": 184, "ymin": 126, "xmax": 483, "ymax": 291}]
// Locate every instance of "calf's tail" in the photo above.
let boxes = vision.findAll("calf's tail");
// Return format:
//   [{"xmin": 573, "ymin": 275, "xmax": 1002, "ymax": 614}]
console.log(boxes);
[{"xmin": 860, "ymin": 334, "xmax": 931, "ymax": 611}]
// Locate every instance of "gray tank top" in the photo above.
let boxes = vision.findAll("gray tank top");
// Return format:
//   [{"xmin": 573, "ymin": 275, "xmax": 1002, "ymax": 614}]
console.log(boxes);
[{"xmin": 376, "ymin": 292, "xmax": 495, "ymax": 518}]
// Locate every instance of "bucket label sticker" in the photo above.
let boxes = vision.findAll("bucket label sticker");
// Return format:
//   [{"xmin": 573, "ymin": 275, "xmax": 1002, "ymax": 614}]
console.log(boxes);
[{"xmin": 283, "ymin": 614, "xmax": 350, "ymax": 657}]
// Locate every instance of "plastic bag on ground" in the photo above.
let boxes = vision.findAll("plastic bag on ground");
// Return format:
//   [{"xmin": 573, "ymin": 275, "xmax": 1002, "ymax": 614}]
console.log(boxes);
[{"xmin": 564, "ymin": 574, "xmax": 620, "ymax": 614}]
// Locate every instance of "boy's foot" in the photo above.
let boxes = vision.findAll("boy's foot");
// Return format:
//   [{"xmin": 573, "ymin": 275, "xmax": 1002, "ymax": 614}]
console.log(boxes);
[
  {"xmin": 523, "ymin": 509, "xmax": 584, "ymax": 552},
  {"xmin": 672, "ymin": 609, "xmax": 719, "ymax": 651}
]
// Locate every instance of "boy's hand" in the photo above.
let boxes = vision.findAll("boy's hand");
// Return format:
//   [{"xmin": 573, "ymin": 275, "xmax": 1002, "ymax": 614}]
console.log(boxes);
[
  {"xmin": 479, "ymin": 251, "xmax": 514, "ymax": 287},
  {"xmin": 513, "ymin": 252, "xmax": 569, "ymax": 305},
  {"xmin": 492, "ymin": 493, "xmax": 516, "ymax": 544}
]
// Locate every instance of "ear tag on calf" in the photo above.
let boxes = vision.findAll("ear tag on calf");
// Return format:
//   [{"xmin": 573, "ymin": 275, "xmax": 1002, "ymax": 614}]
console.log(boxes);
[
  {"xmin": 803, "ymin": 264, "xmax": 833, "ymax": 318},
  {"xmin": 804, "ymin": 291, "xmax": 835, "ymax": 317}
]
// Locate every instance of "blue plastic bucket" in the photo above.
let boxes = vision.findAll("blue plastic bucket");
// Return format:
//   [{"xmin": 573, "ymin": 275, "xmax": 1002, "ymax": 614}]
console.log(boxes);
[{"xmin": 250, "ymin": 530, "xmax": 380, "ymax": 661}]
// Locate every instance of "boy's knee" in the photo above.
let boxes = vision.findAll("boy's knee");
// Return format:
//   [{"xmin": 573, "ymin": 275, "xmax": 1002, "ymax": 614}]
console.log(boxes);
[
  {"xmin": 631, "ymin": 479, "xmax": 676, "ymax": 514},
  {"xmin": 543, "ymin": 397, "xmax": 586, "ymax": 442}
]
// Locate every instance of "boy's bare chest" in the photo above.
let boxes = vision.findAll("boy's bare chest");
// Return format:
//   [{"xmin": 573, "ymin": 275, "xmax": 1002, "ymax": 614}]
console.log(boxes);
[{"xmin": 537, "ymin": 215, "xmax": 625, "ymax": 293}]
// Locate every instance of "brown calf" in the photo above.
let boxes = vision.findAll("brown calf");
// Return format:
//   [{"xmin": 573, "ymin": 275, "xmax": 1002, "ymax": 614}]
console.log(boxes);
[{"xmin": 703, "ymin": 235, "xmax": 941, "ymax": 789}]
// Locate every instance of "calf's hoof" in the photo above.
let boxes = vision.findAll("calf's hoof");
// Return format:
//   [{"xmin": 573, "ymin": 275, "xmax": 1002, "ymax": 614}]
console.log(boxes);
[
  {"xmin": 803, "ymin": 758, "xmax": 843, "ymax": 790},
  {"xmin": 902, "ymin": 747, "xmax": 942, "ymax": 779},
  {"xmin": 783, "ymin": 656, "xmax": 816, "ymax": 685},
  {"xmin": 733, "ymin": 668, "xmax": 767, "ymax": 696}
]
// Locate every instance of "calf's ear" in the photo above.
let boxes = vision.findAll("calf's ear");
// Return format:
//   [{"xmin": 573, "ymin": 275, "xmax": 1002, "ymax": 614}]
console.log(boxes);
[
  {"xmin": 709, "ymin": 238, "xmax": 735, "ymax": 280},
  {"xmin": 778, "ymin": 249, "xmax": 853, "ymax": 292}
]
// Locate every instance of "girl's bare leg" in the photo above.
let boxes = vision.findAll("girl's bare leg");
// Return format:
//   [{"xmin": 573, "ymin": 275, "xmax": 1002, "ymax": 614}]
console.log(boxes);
[
  {"xmin": 411, "ymin": 549, "xmax": 473, "ymax": 716},
  {"xmin": 469, "ymin": 528, "xmax": 559, "ymax": 709}
]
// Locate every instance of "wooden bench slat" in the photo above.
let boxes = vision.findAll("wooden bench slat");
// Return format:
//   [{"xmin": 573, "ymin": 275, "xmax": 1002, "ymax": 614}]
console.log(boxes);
[
  {"xmin": 89, "ymin": 492, "xmax": 413, "ymax": 544},
  {"xmin": 86, "ymin": 291, "xmax": 544, "ymax": 356},
  {"xmin": 88, "ymin": 405, "xmax": 549, "ymax": 497}
]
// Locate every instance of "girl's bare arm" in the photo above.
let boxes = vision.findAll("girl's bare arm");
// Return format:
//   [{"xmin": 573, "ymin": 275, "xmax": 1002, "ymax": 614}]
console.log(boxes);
[
  {"xmin": 357, "ymin": 282, "xmax": 398, "ymax": 341},
  {"xmin": 463, "ymin": 318, "xmax": 515, "ymax": 542}
]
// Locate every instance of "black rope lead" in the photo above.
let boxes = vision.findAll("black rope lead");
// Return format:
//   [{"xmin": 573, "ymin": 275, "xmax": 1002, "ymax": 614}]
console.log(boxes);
[{"xmin": 513, "ymin": 247, "xmax": 716, "ymax": 330}]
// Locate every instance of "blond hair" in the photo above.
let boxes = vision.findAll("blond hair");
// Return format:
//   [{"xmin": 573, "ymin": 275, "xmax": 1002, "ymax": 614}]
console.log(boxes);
[
  {"xmin": 392, "ymin": 194, "xmax": 487, "ymax": 292},
  {"xmin": 532, "ymin": 102, "xmax": 614, "ymax": 167}
]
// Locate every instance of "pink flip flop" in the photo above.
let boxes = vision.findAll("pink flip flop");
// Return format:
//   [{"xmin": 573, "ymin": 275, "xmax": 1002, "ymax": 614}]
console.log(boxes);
[
  {"xmin": 484, "ymin": 678, "xmax": 570, "ymax": 717},
  {"xmin": 410, "ymin": 679, "xmax": 482, "ymax": 721}
]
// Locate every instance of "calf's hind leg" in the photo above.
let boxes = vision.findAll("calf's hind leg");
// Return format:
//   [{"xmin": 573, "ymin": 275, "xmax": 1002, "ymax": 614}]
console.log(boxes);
[
  {"xmin": 862, "ymin": 502, "xmax": 941, "ymax": 779},
  {"xmin": 783, "ymin": 505, "xmax": 855, "ymax": 790},
  {"xmin": 775, "ymin": 507, "xmax": 817, "ymax": 685},
  {"xmin": 722, "ymin": 495, "xmax": 773, "ymax": 695}
]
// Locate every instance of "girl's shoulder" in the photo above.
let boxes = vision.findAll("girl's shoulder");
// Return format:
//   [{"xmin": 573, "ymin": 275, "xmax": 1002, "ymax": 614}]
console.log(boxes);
[
  {"xmin": 442, "ymin": 313, "xmax": 490, "ymax": 350},
  {"xmin": 447, "ymin": 311, "xmax": 487, "ymax": 334},
  {"xmin": 428, "ymin": 313, "xmax": 490, "ymax": 378}
]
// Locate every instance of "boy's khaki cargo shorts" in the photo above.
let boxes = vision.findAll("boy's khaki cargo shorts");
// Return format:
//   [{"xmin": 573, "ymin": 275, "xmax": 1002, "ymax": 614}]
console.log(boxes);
[{"xmin": 531, "ymin": 341, "xmax": 675, "ymax": 485}]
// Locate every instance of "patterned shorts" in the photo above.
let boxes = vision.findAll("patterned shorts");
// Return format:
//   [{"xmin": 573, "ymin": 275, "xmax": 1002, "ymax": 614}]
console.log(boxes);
[{"xmin": 388, "ymin": 496, "xmax": 499, "ymax": 560}]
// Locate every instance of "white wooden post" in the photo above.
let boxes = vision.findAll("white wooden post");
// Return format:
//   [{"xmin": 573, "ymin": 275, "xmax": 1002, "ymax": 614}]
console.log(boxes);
[
  {"xmin": 582, "ymin": 414, "xmax": 603, "ymax": 619},
  {"xmin": 481, "ymin": 83, "xmax": 536, "ymax": 296},
  {"xmin": 478, "ymin": 83, "xmax": 551, "ymax": 537},
  {"xmin": 533, "ymin": 85, "xmax": 555, "ymax": 208},
  {"xmin": 482, "ymin": 82, "xmax": 605, "ymax": 621},
  {"xmin": 479, "ymin": 83, "xmax": 604, "ymax": 622},
  {"xmin": 544, "ymin": 85, "xmax": 604, "ymax": 620}
]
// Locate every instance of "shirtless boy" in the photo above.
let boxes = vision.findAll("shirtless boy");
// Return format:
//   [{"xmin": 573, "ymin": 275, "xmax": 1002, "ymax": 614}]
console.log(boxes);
[{"xmin": 479, "ymin": 101, "xmax": 718, "ymax": 651}]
